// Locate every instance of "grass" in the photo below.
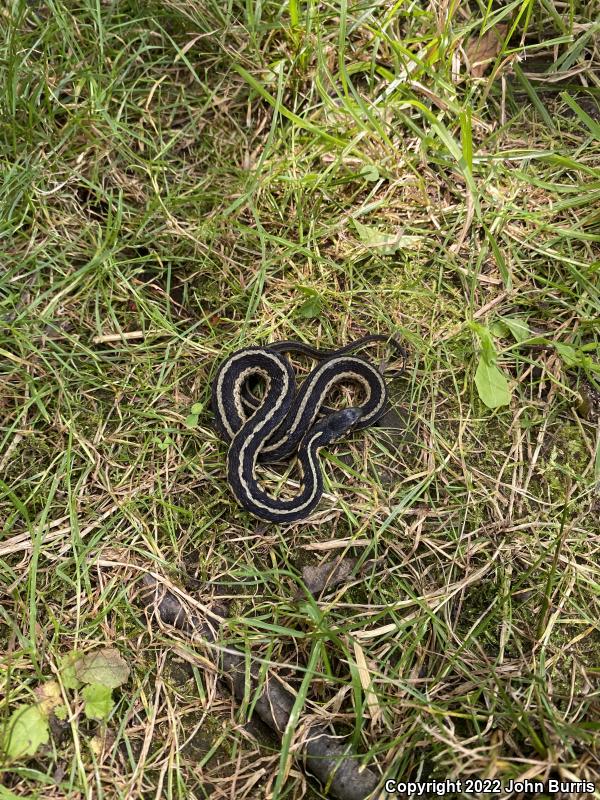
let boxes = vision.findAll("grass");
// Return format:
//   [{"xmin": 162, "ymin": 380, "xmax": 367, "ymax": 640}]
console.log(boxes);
[{"xmin": 0, "ymin": 0, "xmax": 599, "ymax": 797}]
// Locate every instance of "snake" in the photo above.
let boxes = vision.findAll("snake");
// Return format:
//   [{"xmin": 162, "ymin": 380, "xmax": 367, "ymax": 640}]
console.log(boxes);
[{"xmin": 210, "ymin": 336, "xmax": 405, "ymax": 523}]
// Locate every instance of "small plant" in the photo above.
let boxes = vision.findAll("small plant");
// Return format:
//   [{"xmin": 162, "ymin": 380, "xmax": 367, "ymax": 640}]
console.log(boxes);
[
  {"xmin": 470, "ymin": 322, "xmax": 512, "ymax": 409},
  {"xmin": 1, "ymin": 648, "xmax": 130, "ymax": 761}
]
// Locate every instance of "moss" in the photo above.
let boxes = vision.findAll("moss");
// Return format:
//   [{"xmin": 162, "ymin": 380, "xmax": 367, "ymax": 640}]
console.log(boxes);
[
  {"xmin": 538, "ymin": 422, "xmax": 590, "ymax": 497},
  {"xmin": 454, "ymin": 579, "xmax": 504, "ymax": 655}
]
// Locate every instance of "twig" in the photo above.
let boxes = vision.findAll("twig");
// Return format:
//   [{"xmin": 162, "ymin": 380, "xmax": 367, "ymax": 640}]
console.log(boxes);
[
  {"xmin": 136, "ymin": 574, "xmax": 380, "ymax": 800},
  {"xmin": 92, "ymin": 330, "xmax": 159, "ymax": 344}
]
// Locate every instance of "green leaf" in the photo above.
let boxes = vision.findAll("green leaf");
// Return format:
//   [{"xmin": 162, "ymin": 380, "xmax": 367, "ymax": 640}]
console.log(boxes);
[
  {"xmin": 490, "ymin": 320, "xmax": 509, "ymax": 338},
  {"xmin": 555, "ymin": 342, "xmax": 579, "ymax": 367},
  {"xmin": 555, "ymin": 342, "xmax": 600, "ymax": 374},
  {"xmin": 480, "ymin": 334, "xmax": 497, "ymax": 365},
  {"xmin": 352, "ymin": 219, "xmax": 421, "ymax": 254},
  {"xmin": 359, "ymin": 164, "xmax": 379, "ymax": 181},
  {"xmin": 82, "ymin": 684, "xmax": 114, "ymax": 721},
  {"xmin": 185, "ymin": 414, "xmax": 199, "ymax": 428},
  {"xmin": 75, "ymin": 647, "xmax": 130, "ymax": 689},
  {"xmin": 475, "ymin": 358, "xmax": 512, "ymax": 408},
  {"xmin": 500, "ymin": 316, "xmax": 531, "ymax": 343},
  {"xmin": 2, "ymin": 704, "xmax": 49, "ymax": 759},
  {"xmin": 59, "ymin": 651, "xmax": 82, "ymax": 689},
  {"xmin": 190, "ymin": 403, "xmax": 203, "ymax": 415},
  {"xmin": 296, "ymin": 295, "xmax": 323, "ymax": 319},
  {"xmin": 471, "ymin": 324, "xmax": 497, "ymax": 365}
]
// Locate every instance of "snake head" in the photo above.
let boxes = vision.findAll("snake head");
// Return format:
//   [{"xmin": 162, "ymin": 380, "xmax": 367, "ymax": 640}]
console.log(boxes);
[{"xmin": 314, "ymin": 407, "xmax": 364, "ymax": 444}]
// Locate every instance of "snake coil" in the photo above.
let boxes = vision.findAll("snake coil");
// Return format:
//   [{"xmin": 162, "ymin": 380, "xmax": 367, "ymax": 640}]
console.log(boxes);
[{"xmin": 211, "ymin": 336, "xmax": 404, "ymax": 523}]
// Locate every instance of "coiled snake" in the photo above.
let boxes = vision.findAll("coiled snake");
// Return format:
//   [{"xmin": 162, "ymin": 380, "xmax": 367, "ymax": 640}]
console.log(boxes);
[{"xmin": 211, "ymin": 336, "xmax": 404, "ymax": 523}]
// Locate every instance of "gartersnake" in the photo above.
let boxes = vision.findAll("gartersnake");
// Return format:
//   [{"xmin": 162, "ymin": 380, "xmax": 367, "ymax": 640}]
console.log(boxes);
[{"xmin": 211, "ymin": 336, "xmax": 405, "ymax": 523}]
